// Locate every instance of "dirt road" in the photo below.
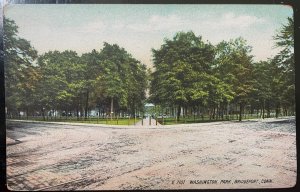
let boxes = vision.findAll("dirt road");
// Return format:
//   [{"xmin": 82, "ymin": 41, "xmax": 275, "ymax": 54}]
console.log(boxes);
[{"xmin": 6, "ymin": 117, "xmax": 296, "ymax": 190}]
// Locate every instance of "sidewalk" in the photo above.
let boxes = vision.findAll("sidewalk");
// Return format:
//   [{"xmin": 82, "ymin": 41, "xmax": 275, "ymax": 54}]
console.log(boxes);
[{"xmin": 134, "ymin": 116, "xmax": 161, "ymax": 127}]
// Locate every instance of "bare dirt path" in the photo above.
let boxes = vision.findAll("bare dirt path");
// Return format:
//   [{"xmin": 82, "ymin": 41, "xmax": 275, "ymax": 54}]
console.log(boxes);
[{"xmin": 6, "ymin": 117, "xmax": 296, "ymax": 190}]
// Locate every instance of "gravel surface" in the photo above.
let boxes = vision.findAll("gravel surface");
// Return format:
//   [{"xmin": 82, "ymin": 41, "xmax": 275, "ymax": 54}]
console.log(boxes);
[{"xmin": 6, "ymin": 117, "xmax": 296, "ymax": 190}]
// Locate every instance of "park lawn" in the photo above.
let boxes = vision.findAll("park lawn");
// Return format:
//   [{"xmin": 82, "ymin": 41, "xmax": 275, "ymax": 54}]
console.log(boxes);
[
  {"xmin": 158, "ymin": 114, "xmax": 267, "ymax": 125},
  {"xmin": 71, "ymin": 118, "xmax": 139, "ymax": 125},
  {"xmin": 13, "ymin": 114, "xmax": 268, "ymax": 126},
  {"xmin": 158, "ymin": 116, "xmax": 226, "ymax": 125},
  {"xmin": 15, "ymin": 117, "xmax": 141, "ymax": 125}
]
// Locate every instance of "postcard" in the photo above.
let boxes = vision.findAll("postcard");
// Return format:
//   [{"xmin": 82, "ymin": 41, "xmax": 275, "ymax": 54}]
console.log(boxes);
[{"xmin": 4, "ymin": 2, "xmax": 296, "ymax": 190}]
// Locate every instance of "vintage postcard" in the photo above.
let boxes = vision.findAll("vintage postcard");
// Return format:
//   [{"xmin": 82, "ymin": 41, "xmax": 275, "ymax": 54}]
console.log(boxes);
[{"xmin": 4, "ymin": 2, "xmax": 296, "ymax": 190}]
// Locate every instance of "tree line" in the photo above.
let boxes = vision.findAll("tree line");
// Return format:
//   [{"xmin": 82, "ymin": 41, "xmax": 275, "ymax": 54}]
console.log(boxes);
[
  {"xmin": 4, "ymin": 18, "xmax": 148, "ymax": 120},
  {"xmin": 4, "ymin": 17, "xmax": 294, "ymax": 122},
  {"xmin": 150, "ymin": 17, "xmax": 294, "ymax": 121}
]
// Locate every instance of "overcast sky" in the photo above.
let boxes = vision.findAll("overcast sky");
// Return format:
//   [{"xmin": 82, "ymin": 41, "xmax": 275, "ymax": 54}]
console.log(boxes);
[{"xmin": 4, "ymin": 4, "xmax": 293, "ymax": 68}]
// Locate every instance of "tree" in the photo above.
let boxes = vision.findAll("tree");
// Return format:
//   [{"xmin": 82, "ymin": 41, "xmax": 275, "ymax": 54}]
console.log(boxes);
[
  {"xmin": 274, "ymin": 17, "xmax": 294, "ymax": 51},
  {"xmin": 80, "ymin": 49, "xmax": 102, "ymax": 119},
  {"xmin": 251, "ymin": 61, "xmax": 276, "ymax": 118},
  {"xmin": 150, "ymin": 31, "xmax": 218, "ymax": 120},
  {"xmin": 125, "ymin": 60, "xmax": 148, "ymax": 117},
  {"xmin": 36, "ymin": 50, "xmax": 82, "ymax": 119},
  {"xmin": 3, "ymin": 18, "xmax": 38, "ymax": 117},
  {"xmin": 97, "ymin": 42, "xmax": 147, "ymax": 118},
  {"xmin": 273, "ymin": 17, "xmax": 295, "ymax": 115},
  {"xmin": 215, "ymin": 38, "xmax": 254, "ymax": 121},
  {"xmin": 3, "ymin": 19, "xmax": 148, "ymax": 121}
]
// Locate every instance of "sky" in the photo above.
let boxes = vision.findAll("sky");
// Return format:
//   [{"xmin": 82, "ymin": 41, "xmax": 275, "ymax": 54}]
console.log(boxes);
[{"xmin": 4, "ymin": 4, "xmax": 293, "ymax": 68}]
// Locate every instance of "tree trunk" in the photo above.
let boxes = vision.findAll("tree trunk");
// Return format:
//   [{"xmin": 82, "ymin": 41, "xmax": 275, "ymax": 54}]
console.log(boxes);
[
  {"xmin": 162, "ymin": 108, "xmax": 164, "ymax": 125},
  {"xmin": 184, "ymin": 107, "xmax": 187, "ymax": 123},
  {"xmin": 239, "ymin": 103, "xmax": 243, "ymax": 122},
  {"xmin": 110, "ymin": 97, "xmax": 114, "ymax": 120},
  {"xmin": 266, "ymin": 101, "xmax": 270, "ymax": 118},
  {"xmin": 84, "ymin": 90, "xmax": 89, "ymax": 120},
  {"xmin": 26, "ymin": 107, "xmax": 29, "ymax": 120},
  {"xmin": 41, "ymin": 108, "xmax": 45, "ymax": 121},
  {"xmin": 174, "ymin": 106, "xmax": 177, "ymax": 123},
  {"xmin": 177, "ymin": 105, "xmax": 181, "ymax": 121},
  {"xmin": 80, "ymin": 108, "xmax": 83, "ymax": 119},
  {"xmin": 262, "ymin": 100, "xmax": 265, "ymax": 119},
  {"xmin": 275, "ymin": 104, "xmax": 280, "ymax": 118},
  {"xmin": 76, "ymin": 107, "xmax": 79, "ymax": 120},
  {"xmin": 193, "ymin": 107, "xmax": 196, "ymax": 122},
  {"xmin": 134, "ymin": 107, "xmax": 136, "ymax": 124},
  {"xmin": 250, "ymin": 105, "xmax": 254, "ymax": 116},
  {"xmin": 284, "ymin": 108, "xmax": 287, "ymax": 116}
]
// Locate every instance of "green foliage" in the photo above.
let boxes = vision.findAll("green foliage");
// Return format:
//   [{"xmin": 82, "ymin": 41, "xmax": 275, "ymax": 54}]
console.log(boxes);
[
  {"xmin": 274, "ymin": 17, "xmax": 294, "ymax": 50},
  {"xmin": 272, "ymin": 17, "xmax": 295, "ymax": 113},
  {"xmin": 4, "ymin": 17, "xmax": 38, "ymax": 115},
  {"xmin": 151, "ymin": 32, "xmax": 212, "ymax": 102},
  {"xmin": 150, "ymin": 31, "xmax": 236, "ymax": 119},
  {"xmin": 95, "ymin": 43, "xmax": 148, "ymax": 114},
  {"xmin": 4, "ymin": 17, "xmax": 294, "ymax": 122},
  {"xmin": 34, "ymin": 43, "xmax": 148, "ymax": 117},
  {"xmin": 4, "ymin": 18, "xmax": 148, "ymax": 118}
]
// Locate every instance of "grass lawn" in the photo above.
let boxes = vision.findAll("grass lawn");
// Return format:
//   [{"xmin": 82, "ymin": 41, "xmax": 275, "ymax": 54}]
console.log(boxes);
[
  {"xmin": 13, "ymin": 116, "xmax": 141, "ymax": 125},
  {"xmin": 10, "ymin": 113, "xmax": 272, "ymax": 125},
  {"xmin": 157, "ymin": 114, "xmax": 265, "ymax": 125}
]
